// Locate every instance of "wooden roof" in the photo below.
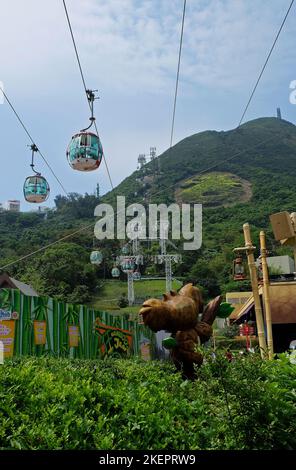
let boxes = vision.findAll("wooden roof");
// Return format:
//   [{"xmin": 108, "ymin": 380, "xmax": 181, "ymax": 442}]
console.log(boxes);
[{"xmin": 232, "ymin": 282, "xmax": 296, "ymax": 324}]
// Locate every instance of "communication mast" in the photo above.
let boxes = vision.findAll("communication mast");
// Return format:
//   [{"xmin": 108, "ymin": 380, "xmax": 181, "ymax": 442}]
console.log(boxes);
[
  {"xmin": 137, "ymin": 154, "xmax": 147, "ymax": 169},
  {"xmin": 150, "ymin": 147, "xmax": 161, "ymax": 178},
  {"xmin": 96, "ymin": 183, "xmax": 100, "ymax": 200}
]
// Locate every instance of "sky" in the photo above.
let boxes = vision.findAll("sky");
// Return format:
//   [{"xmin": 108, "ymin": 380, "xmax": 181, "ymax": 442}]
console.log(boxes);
[{"xmin": 0, "ymin": 0, "xmax": 296, "ymax": 211}]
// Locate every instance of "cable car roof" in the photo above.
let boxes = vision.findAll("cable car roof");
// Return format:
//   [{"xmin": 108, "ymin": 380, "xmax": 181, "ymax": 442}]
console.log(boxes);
[{"xmin": 71, "ymin": 131, "xmax": 99, "ymax": 139}]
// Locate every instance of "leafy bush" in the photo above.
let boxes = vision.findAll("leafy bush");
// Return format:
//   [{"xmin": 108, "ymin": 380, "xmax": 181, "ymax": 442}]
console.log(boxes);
[
  {"xmin": 0, "ymin": 355, "xmax": 295, "ymax": 450},
  {"xmin": 223, "ymin": 324, "xmax": 240, "ymax": 338},
  {"xmin": 118, "ymin": 293, "xmax": 128, "ymax": 308}
]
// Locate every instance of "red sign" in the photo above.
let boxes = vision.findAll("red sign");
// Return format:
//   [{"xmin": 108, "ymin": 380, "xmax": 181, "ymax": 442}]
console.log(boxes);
[{"xmin": 239, "ymin": 324, "xmax": 255, "ymax": 336}]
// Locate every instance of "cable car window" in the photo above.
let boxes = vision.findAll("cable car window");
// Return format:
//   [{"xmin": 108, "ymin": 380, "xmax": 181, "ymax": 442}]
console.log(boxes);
[
  {"xmin": 80, "ymin": 134, "xmax": 90, "ymax": 147},
  {"xmin": 91, "ymin": 135, "xmax": 98, "ymax": 147}
]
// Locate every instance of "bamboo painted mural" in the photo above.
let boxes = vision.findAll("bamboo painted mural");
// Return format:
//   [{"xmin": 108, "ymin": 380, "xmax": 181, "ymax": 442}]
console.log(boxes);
[{"xmin": 0, "ymin": 289, "xmax": 155, "ymax": 359}]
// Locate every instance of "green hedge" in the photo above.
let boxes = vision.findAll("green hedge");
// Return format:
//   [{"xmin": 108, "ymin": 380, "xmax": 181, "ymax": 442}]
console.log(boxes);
[{"xmin": 0, "ymin": 354, "xmax": 295, "ymax": 450}]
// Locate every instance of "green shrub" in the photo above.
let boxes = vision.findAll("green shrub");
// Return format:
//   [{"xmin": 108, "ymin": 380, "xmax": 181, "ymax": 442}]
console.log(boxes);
[
  {"xmin": 118, "ymin": 294, "xmax": 128, "ymax": 308},
  {"xmin": 0, "ymin": 355, "xmax": 295, "ymax": 450}
]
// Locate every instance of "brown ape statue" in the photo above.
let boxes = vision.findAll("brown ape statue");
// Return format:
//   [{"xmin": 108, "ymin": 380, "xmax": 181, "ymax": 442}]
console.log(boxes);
[{"xmin": 139, "ymin": 283, "xmax": 222, "ymax": 380}]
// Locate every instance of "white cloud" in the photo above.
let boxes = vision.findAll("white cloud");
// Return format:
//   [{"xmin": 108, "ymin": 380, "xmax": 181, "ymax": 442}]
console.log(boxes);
[
  {"xmin": 63, "ymin": 0, "xmax": 296, "ymax": 93},
  {"xmin": 1, "ymin": 0, "xmax": 295, "ymax": 95}
]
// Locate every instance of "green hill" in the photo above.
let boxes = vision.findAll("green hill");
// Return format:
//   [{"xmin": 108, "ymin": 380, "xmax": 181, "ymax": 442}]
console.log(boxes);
[
  {"xmin": 1, "ymin": 117, "xmax": 296, "ymax": 303},
  {"xmin": 103, "ymin": 117, "xmax": 296, "ymax": 207},
  {"xmin": 100, "ymin": 116, "xmax": 296, "ymax": 297}
]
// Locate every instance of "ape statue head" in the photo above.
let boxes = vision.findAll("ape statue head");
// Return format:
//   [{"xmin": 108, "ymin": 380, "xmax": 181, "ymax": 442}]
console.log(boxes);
[{"xmin": 139, "ymin": 283, "xmax": 204, "ymax": 333}]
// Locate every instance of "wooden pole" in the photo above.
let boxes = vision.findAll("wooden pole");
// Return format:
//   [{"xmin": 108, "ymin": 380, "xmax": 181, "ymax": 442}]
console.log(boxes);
[
  {"xmin": 290, "ymin": 213, "xmax": 296, "ymax": 271},
  {"xmin": 243, "ymin": 223, "xmax": 267, "ymax": 358},
  {"xmin": 259, "ymin": 231, "xmax": 274, "ymax": 359}
]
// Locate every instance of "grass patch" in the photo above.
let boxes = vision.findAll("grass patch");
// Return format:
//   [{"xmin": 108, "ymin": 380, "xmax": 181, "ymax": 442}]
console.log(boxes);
[
  {"xmin": 90, "ymin": 279, "xmax": 182, "ymax": 314},
  {"xmin": 176, "ymin": 172, "xmax": 251, "ymax": 207}
]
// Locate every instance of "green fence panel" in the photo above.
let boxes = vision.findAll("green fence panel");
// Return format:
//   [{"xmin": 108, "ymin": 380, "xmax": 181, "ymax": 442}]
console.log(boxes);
[{"xmin": 0, "ymin": 289, "xmax": 155, "ymax": 359}]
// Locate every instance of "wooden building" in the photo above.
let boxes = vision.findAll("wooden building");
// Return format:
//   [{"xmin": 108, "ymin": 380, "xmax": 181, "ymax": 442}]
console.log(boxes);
[{"xmin": 227, "ymin": 281, "xmax": 296, "ymax": 352}]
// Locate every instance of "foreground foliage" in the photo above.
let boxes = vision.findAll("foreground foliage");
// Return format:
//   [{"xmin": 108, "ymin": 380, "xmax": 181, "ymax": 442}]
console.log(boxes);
[{"xmin": 0, "ymin": 354, "xmax": 295, "ymax": 450}]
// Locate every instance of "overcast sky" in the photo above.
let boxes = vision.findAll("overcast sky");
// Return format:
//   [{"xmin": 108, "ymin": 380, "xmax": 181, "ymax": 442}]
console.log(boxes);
[{"xmin": 1, "ymin": 0, "xmax": 296, "ymax": 210}]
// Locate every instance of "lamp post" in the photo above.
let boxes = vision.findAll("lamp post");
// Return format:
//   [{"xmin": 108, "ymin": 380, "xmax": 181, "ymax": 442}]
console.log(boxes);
[{"xmin": 233, "ymin": 256, "xmax": 246, "ymax": 281}]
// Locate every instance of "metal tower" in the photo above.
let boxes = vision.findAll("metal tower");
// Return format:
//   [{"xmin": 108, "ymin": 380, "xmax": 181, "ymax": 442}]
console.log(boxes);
[
  {"xmin": 137, "ymin": 154, "xmax": 146, "ymax": 169},
  {"xmin": 96, "ymin": 183, "xmax": 100, "ymax": 199},
  {"xmin": 154, "ymin": 223, "xmax": 182, "ymax": 292},
  {"xmin": 127, "ymin": 271, "xmax": 135, "ymax": 305},
  {"xmin": 118, "ymin": 228, "xmax": 144, "ymax": 306}
]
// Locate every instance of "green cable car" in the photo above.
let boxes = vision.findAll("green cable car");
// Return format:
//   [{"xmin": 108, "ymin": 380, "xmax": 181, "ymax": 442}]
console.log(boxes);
[
  {"xmin": 90, "ymin": 251, "xmax": 103, "ymax": 265},
  {"xmin": 67, "ymin": 131, "xmax": 103, "ymax": 172},
  {"xmin": 24, "ymin": 175, "xmax": 50, "ymax": 203},
  {"xmin": 111, "ymin": 267, "xmax": 120, "ymax": 278},
  {"xmin": 23, "ymin": 144, "xmax": 50, "ymax": 203},
  {"xmin": 67, "ymin": 90, "xmax": 103, "ymax": 172},
  {"xmin": 121, "ymin": 257, "xmax": 135, "ymax": 273},
  {"xmin": 121, "ymin": 245, "xmax": 129, "ymax": 255}
]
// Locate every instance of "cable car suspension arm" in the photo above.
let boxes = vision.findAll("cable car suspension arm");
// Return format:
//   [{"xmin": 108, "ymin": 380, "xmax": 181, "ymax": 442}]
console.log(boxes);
[
  {"xmin": 29, "ymin": 144, "xmax": 41, "ymax": 175},
  {"xmin": 80, "ymin": 89, "xmax": 99, "ymax": 132}
]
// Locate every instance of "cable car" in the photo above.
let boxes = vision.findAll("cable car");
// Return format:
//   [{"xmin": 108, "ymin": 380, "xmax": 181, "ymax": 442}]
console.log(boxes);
[
  {"xmin": 23, "ymin": 144, "xmax": 50, "ymax": 203},
  {"xmin": 90, "ymin": 250, "xmax": 103, "ymax": 265},
  {"xmin": 67, "ymin": 131, "xmax": 103, "ymax": 172},
  {"xmin": 24, "ymin": 175, "xmax": 50, "ymax": 203},
  {"xmin": 121, "ymin": 245, "xmax": 129, "ymax": 255},
  {"xmin": 121, "ymin": 257, "xmax": 135, "ymax": 273},
  {"xmin": 111, "ymin": 267, "xmax": 120, "ymax": 278},
  {"xmin": 67, "ymin": 90, "xmax": 103, "ymax": 172}
]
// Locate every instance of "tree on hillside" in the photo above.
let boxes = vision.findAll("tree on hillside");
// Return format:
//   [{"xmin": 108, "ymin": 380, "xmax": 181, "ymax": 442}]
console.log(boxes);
[
  {"xmin": 35, "ymin": 242, "xmax": 98, "ymax": 303},
  {"xmin": 54, "ymin": 193, "xmax": 99, "ymax": 219}
]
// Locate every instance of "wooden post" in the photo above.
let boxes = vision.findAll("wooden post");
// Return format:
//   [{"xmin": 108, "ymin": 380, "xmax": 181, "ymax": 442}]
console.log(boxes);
[
  {"xmin": 290, "ymin": 213, "xmax": 296, "ymax": 271},
  {"xmin": 259, "ymin": 231, "xmax": 274, "ymax": 359},
  {"xmin": 243, "ymin": 223, "xmax": 267, "ymax": 358}
]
